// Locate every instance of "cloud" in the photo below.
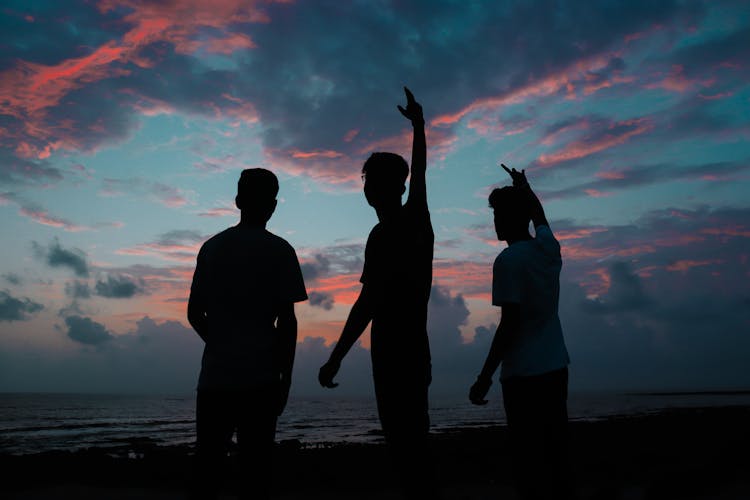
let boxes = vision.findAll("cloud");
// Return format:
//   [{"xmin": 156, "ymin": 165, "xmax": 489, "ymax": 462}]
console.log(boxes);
[
  {"xmin": 0, "ymin": 290, "xmax": 43, "ymax": 321},
  {"xmin": 541, "ymin": 159, "xmax": 750, "ymax": 200},
  {"xmin": 64, "ymin": 315, "xmax": 114, "ymax": 345},
  {"xmin": 2, "ymin": 273, "xmax": 21, "ymax": 285},
  {"xmin": 582, "ymin": 262, "xmax": 652, "ymax": 314},
  {"xmin": 117, "ymin": 229, "xmax": 206, "ymax": 262},
  {"xmin": 300, "ymin": 254, "xmax": 331, "ymax": 282},
  {"xmin": 33, "ymin": 239, "xmax": 89, "ymax": 277},
  {"xmin": 94, "ymin": 274, "xmax": 145, "ymax": 298},
  {"xmin": 0, "ymin": 0, "xmax": 708, "ymax": 187},
  {"xmin": 64, "ymin": 280, "xmax": 91, "ymax": 299},
  {"xmin": 0, "ymin": 192, "xmax": 88, "ymax": 231},
  {"xmin": 0, "ymin": 316, "xmax": 203, "ymax": 393},
  {"xmin": 100, "ymin": 178, "xmax": 190, "ymax": 208},
  {"xmin": 535, "ymin": 117, "xmax": 653, "ymax": 167},
  {"xmin": 308, "ymin": 291, "xmax": 334, "ymax": 310}
]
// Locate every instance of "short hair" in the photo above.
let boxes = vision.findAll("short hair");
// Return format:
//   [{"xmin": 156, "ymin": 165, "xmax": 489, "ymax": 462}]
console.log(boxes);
[
  {"xmin": 362, "ymin": 152, "xmax": 409, "ymax": 184},
  {"xmin": 488, "ymin": 186, "xmax": 531, "ymax": 225},
  {"xmin": 237, "ymin": 168, "xmax": 279, "ymax": 202}
]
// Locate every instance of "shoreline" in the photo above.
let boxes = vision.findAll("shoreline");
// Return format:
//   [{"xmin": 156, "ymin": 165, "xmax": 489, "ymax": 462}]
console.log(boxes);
[{"xmin": 3, "ymin": 405, "xmax": 750, "ymax": 499}]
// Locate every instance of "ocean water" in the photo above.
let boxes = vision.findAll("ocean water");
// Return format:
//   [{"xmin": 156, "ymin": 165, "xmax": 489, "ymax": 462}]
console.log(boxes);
[{"xmin": 1, "ymin": 391, "xmax": 749, "ymax": 455}]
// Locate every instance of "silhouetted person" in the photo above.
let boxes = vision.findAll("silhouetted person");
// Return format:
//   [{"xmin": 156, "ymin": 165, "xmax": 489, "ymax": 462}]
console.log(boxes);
[
  {"xmin": 188, "ymin": 168, "xmax": 307, "ymax": 499},
  {"xmin": 470, "ymin": 165, "xmax": 572, "ymax": 500},
  {"xmin": 318, "ymin": 87, "xmax": 435, "ymax": 498}
]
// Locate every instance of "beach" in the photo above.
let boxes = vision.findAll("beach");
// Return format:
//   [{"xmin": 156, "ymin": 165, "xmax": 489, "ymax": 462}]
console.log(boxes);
[{"xmin": 3, "ymin": 405, "xmax": 749, "ymax": 499}]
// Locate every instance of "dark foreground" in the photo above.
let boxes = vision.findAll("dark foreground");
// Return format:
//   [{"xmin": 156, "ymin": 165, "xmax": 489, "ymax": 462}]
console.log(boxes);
[{"xmin": 3, "ymin": 406, "xmax": 750, "ymax": 500}]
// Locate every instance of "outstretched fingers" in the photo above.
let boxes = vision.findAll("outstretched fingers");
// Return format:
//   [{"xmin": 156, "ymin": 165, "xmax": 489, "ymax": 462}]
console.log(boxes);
[{"xmin": 404, "ymin": 86, "xmax": 415, "ymax": 104}]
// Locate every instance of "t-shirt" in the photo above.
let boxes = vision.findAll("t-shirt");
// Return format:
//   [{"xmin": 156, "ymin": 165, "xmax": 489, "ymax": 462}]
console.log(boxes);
[
  {"xmin": 492, "ymin": 225, "xmax": 569, "ymax": 380},
  {"xmin": 190, "ymin": 225, "xmax": 307, "ymax": 390},
  {"xmin": 360, "ymin": 201, "xmax": 434, "ymax": 375}
]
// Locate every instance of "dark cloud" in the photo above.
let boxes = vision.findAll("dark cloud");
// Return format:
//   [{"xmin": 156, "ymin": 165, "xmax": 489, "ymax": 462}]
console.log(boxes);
[
  {"xmin": 32, "ymin": 239, "xmax": 89, "ymax": 277},
  {"xmin": 94, "ymin": 274, "xmax": 144, "ymax": 299},
  {"xmin": 0, "ymin": 151, "xmax": 64, "ymax": 186},
  {"xmin": 0, "ymin": 2, "xmax": 125, "ymax": 71},
  {"xmin": 0, "ymin": 0, "xmax": 705, "ymax": 184},
  {"xmin": 299, "ymin": 244, "xmax": 365, "ymax": 278},
  {"xmin": 542, "ymin": 159, "xmax": 750, "ymax": 200},
  {"xmin": 582, "ymin": 262, "xmax": 652, "ymax": 314},
  {"xmin": 64, "ymin": 315, "xmax": 113, "ymax": 345},
  {"xmin": 64, "ymin": 280, "xmax": 91, "ymax": 299},
  {"xmin": 0, "ymin": 290, "xmax": 43, "ymax": 321},
  {"xmin": 300, "ymin": 254, "xmax": 331, "ymax": 282},
  {"xmin": 308, "ymin": 291, "xmax": 334, "ymax": 311},
  {"xmin": 2, "ymin": 273, "xmax": 21, "ymax": 285},
  {"xmin": 0, "ymin": 316, "xmax": 202, "ymax": 393}
]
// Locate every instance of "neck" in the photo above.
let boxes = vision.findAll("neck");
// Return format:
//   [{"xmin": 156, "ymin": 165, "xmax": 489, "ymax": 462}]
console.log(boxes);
[
  {"xmin": 506, "ymin": 231, "xmax": 533, "ymax": 245},
  {"xmin": 239, "ymin": 214, "xmax": 267, "ymax": 229},
  {"xmin": 374, "ymin": 202, "xmax": 402, "ymax": 222}
]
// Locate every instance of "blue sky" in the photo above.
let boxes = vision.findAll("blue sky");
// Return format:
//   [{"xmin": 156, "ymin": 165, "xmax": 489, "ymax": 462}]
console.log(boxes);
[{"xmin": 1, "ymin": 0, "xmax": 749, "ymax": 396}]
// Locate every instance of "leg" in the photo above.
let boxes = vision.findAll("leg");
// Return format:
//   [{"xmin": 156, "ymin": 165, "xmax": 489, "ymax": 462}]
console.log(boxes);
[
  {"xmin": 502, "ymin": 368, "xmax": 571, "ymax": 500},
  {"xmin": 376, "ymin": 373, "xmax": 435, "ymax": 499},
  {"xmin": 236, "ymin": 384, "xmax": 279, "ymax": 500},
  {"xmin": 192, "ymin": 390, "xmax": 237, "ymax": 500}
]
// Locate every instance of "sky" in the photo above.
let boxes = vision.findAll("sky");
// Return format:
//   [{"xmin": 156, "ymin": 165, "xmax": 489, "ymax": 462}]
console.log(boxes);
[{"xmin": 0, "ymin": 0, "xmax": 749, "ymax": 398}]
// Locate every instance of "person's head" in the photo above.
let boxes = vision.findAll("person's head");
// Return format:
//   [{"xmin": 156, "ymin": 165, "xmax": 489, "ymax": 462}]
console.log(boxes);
[
  {"xmin": 361, "ymin": 152, "xmax": 408, "ymax": 209},
  {"xmin": 488, "ymin": 186, "xmax": 531, "ymax": 241},
  {"xmin": 235, "ymin": 168, "xmax": 279, "ymax": 224}
]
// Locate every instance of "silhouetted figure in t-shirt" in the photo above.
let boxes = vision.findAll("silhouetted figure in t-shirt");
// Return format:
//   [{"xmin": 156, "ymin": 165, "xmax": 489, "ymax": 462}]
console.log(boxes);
[
  {"xmin": 188, "ymin": 168, "xmax": 308, "ymax": 499},
  {"xmin": 318, "ymin": 87, "xmax": 435, "ymax": 498},
  {"xmin": 470, "ymin": 165, "xmax": 572, "ymax": 500}
]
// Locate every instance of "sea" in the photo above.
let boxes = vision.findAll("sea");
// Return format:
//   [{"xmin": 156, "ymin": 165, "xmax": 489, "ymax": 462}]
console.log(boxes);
[{"xmin": 2, "ymin": 391, "xmax": 750, "ymax": 455}]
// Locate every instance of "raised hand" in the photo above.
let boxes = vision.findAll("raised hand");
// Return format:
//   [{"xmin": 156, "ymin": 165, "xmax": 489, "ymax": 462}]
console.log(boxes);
[
  {"xmin": 397, "ymin": 86, "xmax": 424, "ymax": 126},
  {"xmin": 318, "ymin": 360, "xmax": 340, "ymax": 389},
  {"xmin": 501, "ymin": 163, "xmax": 528, "ymax": 187}
]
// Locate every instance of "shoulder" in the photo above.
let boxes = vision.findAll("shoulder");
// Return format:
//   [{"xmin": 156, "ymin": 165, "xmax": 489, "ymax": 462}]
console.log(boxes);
[
  {"xmin": 199, "ymin": 227, "xmax": 234, "ymax": 256},
  {"xmin": 263, "ymin": 230, "xmax": 299, "ymax": 257},
  {"xmin": 533, "ymin": 225, "xmax": 561, "ymax": 257},
  {"xmin": 495, "ymin": 245, "xmax": 522, "ymax": 266}
]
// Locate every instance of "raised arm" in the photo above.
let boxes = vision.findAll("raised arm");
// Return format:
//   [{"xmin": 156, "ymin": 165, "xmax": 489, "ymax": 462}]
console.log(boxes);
[
  {"xmin": 501, "ymin": 164, "xmax": 549, "ymax": 229},
  {"xmin": 398, "ymin": 87, "xmax": 427, "ymax": 210}
]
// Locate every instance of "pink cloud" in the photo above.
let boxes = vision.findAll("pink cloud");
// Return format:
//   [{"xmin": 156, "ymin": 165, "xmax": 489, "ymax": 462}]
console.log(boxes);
[
  {"xmin": 645, "ymin": 64, "xmax": 715, "ymax": 93},
  {"xmin": 291, "ymin": 149, "xmax": 345, "ymax": 159},
  {"xmin": 580, "ymin": 267, "xmax": 611, "ymax": 298},
  {"xmin": 666, "ymin": 259, "xmax": 723, "ymax": 272},
  {"xmin": 561, "ymin": 243, "xmax": 657, "ymax": 261},
  {"xmin": 584, "ymin": 188, "xmax": 611, "ymax": 198},
  {"xmin": 0, "ymin": 0, "xmax": 275, "ymax": 159},
  {"xmin": 701, "ymin": 226, "xmax": 750, "ymax": 238},
  {"xmin": 555, "ymin": 227, "xmax": 608, "ymax": 241},
  {"xmin": 698, "ymin": 91, "xmax": 734, "ymax": 101},
  {"xmin": 343, "ymin": 129, "xmax": 359, "ymax": 142},
  {"xmin": 536, "ymin": 118, "xmax": 652, "ymax": 167},
  {"xmin": 18, "ymin": 207, "xmax": 88, "ymax": 232},
  {"xmin": 596, "ymin": 170, "xmax": 626, "ymax": 180},
  {"xmin": 117, "ymin": 241, "xmax": 201, "ymax": 263},
  {"xmin": 198, "ymin": 207, "xmax": 237, "ymax": 217},
  {"xmin": 583, "ymin": 75, "xmax": 635, "ymax": 95},
  {"xmin": 433, "ymin": 260, "xmax": 492, "ymax": 298},
  {"xmin": 431, "ymin": 52, "xmax": 623, "ymax": 127},
  {"xmin": 313, "ymin": 273, "xmax": 362, "ymax": 305}
]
